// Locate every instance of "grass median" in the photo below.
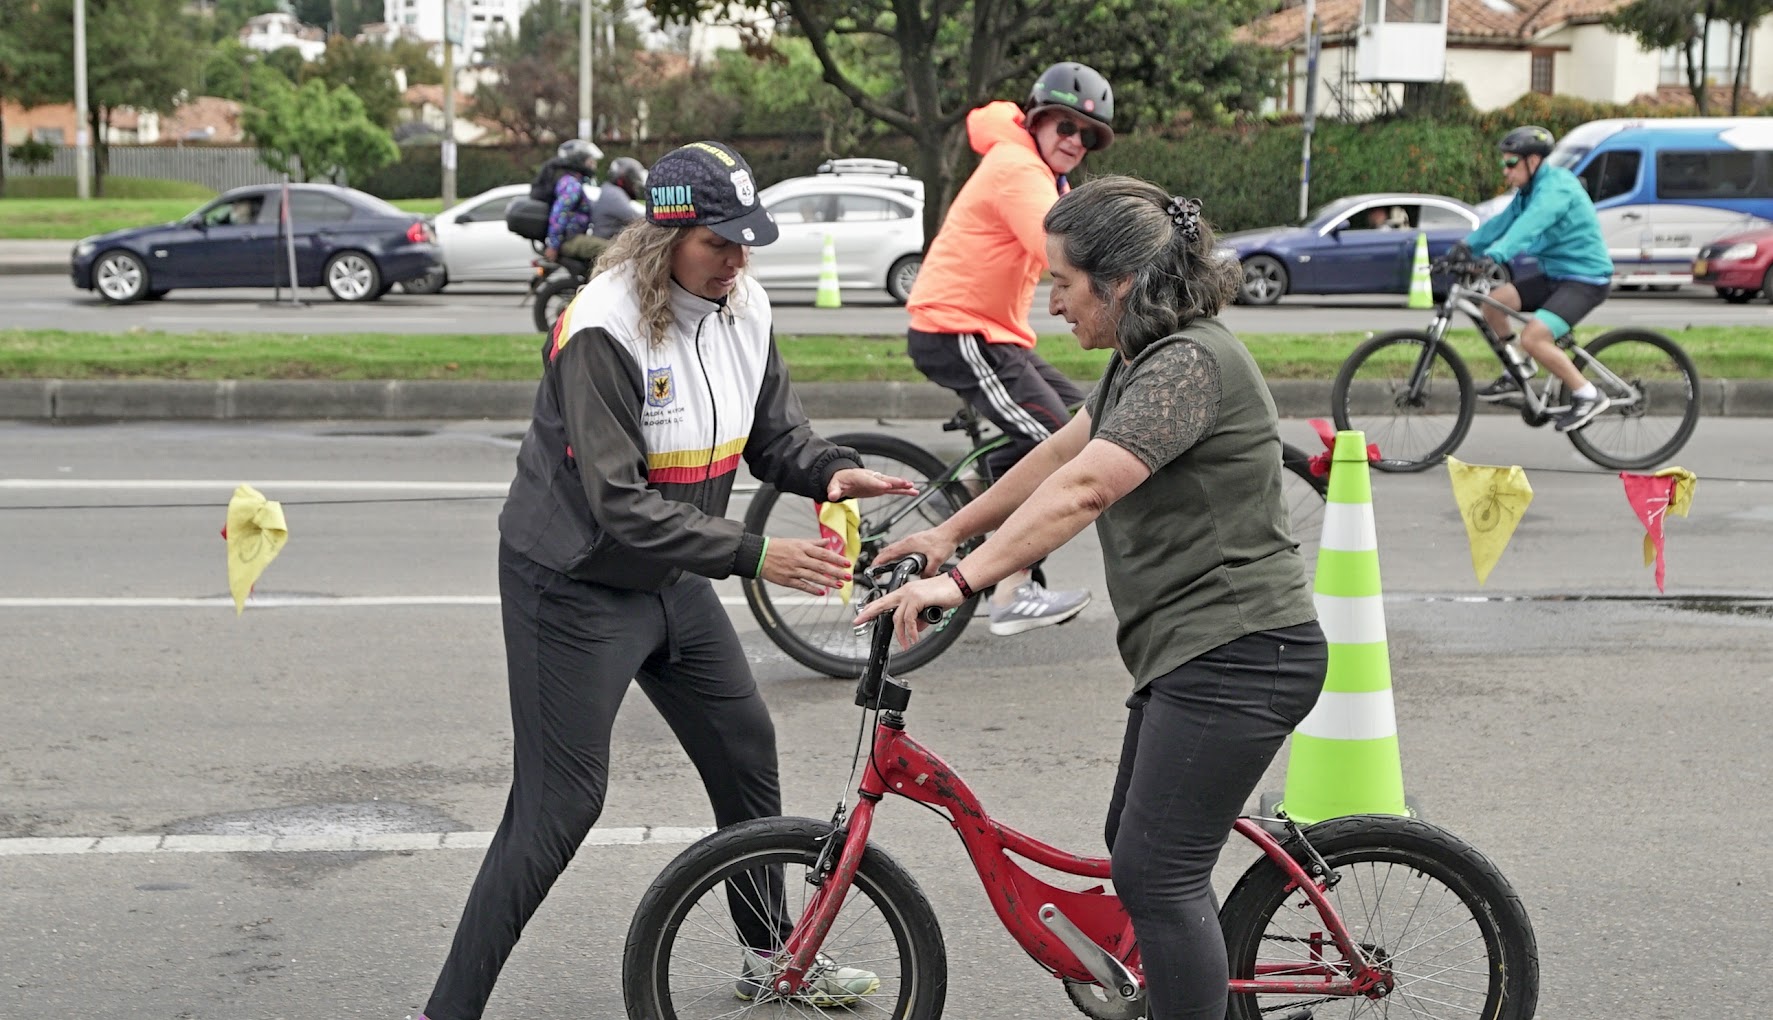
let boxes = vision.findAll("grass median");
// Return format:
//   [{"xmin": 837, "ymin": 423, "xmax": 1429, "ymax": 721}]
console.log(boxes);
[{"xmin": 4, "ymin": 325, "xmax": 1770, "ymax": 382}]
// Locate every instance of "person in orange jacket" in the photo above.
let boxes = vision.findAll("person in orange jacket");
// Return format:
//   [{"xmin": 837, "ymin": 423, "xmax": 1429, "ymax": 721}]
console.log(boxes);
[{"xmin": 904, "ymin": 61, "xmax": 1113, "ymax": 637}]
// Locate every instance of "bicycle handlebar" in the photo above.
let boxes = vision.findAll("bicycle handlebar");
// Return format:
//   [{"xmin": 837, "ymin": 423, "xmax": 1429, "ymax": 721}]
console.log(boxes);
[{"xmin": 853, "ymin": 554, "xmax": 930, "ymax": 707}]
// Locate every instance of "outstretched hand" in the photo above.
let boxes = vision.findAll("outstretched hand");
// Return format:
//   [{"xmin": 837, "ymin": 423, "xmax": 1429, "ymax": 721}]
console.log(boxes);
[
  {"xmin": 852, "ymin": 573, "xmax": 966, "ymax": 650},
  {"xmin": 827, "ymin": 467, "xmax": 919, "ymax": 502}
]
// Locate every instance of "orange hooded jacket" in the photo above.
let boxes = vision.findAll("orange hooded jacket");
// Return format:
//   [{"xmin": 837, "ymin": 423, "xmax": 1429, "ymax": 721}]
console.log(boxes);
[{"xmin": 906, "ymin": 101, "xmax": 1064, "ymax": 348}]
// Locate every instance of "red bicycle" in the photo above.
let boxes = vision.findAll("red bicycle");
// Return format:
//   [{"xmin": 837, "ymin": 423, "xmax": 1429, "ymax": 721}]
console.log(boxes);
[{"xmin": 623, "ymin": 557, "xmax": 1539, "ymax": 1019}]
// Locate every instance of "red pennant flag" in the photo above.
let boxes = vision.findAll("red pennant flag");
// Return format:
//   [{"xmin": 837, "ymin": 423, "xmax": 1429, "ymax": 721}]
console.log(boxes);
[
  {"xmin": 1620, "ymin": 473, "xmax": 1678, "ymax": 592},
  {"xmin": 1306, "ymin": 419, "xmax": 1381, "ymax": 478}
]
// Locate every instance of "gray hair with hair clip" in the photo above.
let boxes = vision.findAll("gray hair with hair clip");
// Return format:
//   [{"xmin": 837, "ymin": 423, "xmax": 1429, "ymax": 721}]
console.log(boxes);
[{"xmin": 1165, "ymin": 196, "xmax": 1202, "ymax": 243}]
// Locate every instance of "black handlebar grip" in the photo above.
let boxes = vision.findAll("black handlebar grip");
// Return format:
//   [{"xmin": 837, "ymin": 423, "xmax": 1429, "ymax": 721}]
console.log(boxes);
[{"xmin": 920, "ymin": 606, "xmax": 945, "ymax": 625}]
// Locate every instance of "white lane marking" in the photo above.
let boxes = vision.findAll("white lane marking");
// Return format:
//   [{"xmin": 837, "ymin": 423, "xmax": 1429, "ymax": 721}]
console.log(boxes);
[
  {"xmin": 1295, "ymin": 689, "xmax": 1398, "ymax": 741},
  {"xmin": 0, "ymin": 595, "xmax": 825, "ymax": 609},
  {"xmin": 0, "ymin": 826, "xmax": 715, "ymax": 857}
]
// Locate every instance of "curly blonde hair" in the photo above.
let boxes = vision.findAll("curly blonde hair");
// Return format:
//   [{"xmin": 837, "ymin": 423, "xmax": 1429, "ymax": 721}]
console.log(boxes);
[{"xmin": 594, "ymin": 223, "xmax": 757, "ymax": 347}]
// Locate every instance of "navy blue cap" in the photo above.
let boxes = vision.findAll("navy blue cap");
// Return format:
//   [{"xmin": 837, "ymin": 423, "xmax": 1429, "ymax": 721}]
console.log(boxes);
[{"xmin": 645, "ymin": 140, "xmax": 778, "ymax": 246}]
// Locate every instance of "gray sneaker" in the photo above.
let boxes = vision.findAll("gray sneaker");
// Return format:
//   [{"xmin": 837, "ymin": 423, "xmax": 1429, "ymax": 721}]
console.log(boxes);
[
  {"xmin": 988, "ymin": 580, "xmax": 1090, "ymax": 636},
  {"xmin": 735, "ymin": 950, "xmax": 881, "ymax": 1006},
  {"xmin": 1554, "ymin": 391, "xmax": 1612, "ymax": 432}
]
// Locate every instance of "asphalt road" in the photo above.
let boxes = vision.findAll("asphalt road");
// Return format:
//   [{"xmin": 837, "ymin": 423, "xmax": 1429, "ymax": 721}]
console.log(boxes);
[
  {"xmin": 6, "ymin": 273, "xmax": 1770, "ymax": 336},
  {"xmin": 3, "ymin": 416, "xmax": 1771, "ymax": 1019}
]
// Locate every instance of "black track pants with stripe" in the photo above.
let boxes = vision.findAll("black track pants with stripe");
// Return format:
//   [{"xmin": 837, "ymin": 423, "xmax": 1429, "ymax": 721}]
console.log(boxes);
[{"xmin": 906, "ymin": 329, "xmax": 1086, "ymax": 480}]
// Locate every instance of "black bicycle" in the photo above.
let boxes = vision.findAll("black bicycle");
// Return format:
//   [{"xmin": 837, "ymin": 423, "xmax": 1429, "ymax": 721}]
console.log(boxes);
[
  {"xmin": 1330, "ymin": 257, "xmax": 1701, "ymax": 473},
  {"xmin": 742, "ymin": 405, "xmax": 1330, "ymax": 678}
]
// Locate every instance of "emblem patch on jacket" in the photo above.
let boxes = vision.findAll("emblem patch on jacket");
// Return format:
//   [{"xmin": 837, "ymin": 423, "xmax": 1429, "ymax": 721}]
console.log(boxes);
[{"xmin": 647, "ymin": 366, "xmax": 675, "ymax": 408}]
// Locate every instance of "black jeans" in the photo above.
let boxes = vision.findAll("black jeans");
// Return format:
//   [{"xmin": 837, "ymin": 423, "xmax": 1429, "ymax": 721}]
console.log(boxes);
[
  {"xmin": 423, "ymin": 543, "xmax": 783, "ymax": 1020},
  {"xmin": 1104, "ymin": 622, "xmax": 1328, "ymax": 1020}
]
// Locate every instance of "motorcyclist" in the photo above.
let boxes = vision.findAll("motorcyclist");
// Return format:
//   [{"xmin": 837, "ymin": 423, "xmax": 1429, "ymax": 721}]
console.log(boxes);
[
  {"xmin": 540, "ymin": 138, "xmax": 603, "ymax": 263},
  {"xmin": 591, "ymin": 156, "xmax": 647, "ymax": 241}
]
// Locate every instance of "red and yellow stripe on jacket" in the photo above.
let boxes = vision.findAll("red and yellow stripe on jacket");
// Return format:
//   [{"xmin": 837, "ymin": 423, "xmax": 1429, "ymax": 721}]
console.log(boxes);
[{"xmin": 646, "ymin": 435, "xmax": 747, "ymax": 484}]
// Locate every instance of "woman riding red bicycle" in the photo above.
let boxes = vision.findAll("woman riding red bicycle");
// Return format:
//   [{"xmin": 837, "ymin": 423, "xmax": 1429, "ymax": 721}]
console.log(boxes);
[{"xmin": 858, "ymin": 175, "xmax": 1328, "ymax": 1020}]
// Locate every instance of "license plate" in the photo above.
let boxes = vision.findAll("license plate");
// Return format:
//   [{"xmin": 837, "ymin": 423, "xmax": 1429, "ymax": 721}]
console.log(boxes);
[{"xmin": 1693, "ymin": 259, "xmax": 1708, "ymax": 276}]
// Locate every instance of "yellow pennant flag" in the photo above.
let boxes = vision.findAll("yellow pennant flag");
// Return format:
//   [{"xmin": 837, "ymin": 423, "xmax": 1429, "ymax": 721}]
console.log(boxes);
[
  {"xmin": 1648, "ymin": 466, "xmax": 1697, "ymax": 565},
  {"xmin": 1446, "ymin": 457, "xmax": 1533, "ymax": 585},
  {"xmin": 816, "ymin": 498, "xmax": 861, "ymax": 604},
  {"xmin": 224, "ymin": 484, "xmax": 289, "ymax": 614}
]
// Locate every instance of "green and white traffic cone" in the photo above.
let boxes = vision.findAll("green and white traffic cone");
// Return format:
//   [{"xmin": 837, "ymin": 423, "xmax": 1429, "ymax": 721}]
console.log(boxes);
[
  {"xmin": 1407, "ymin": 231, "xmax": 1433, "ymax": 310},
  {"xmin": 815, "ymin": 231, "xmax": 842, "ymax": 309}
]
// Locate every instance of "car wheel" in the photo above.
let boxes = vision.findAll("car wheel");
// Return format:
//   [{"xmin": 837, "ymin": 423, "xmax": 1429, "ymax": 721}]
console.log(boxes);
[
  {"xmin": 1763, "ymin": 267, "xmax": 1773, "ymax": 304},
  {"xmin": 400, "ymin": 267, "xmax": 448, "ymax": 295},
  {"xmin": 1238, "ymin": 255, "xmax": 1287, "ymax": 306},
  {"xmin": 1718, "ymin": 286, "xmax": 1753, "ymax": 304},
  {"xmin": 325, "ymin": 251, "xmax": 382, "ymax": 302},
  {"xmin": 886, "ymin": 254, "xmax": 921, "ymax": 305},
  {"xmin": 92, "ymin": 250, "xmax": 149, "ymax": 304}
]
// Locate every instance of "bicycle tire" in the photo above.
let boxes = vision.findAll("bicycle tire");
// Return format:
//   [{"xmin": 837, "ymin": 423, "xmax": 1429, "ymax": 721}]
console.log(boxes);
[
  {"xmin": 532, "ymin": 276, "xmax": 578, "ymax": 333},
  {"xmin": 742, "ymin": 432, "xmax": 979, "ymax": 678},
  {"xmin": 1563, "ymin": 328, "xmax": 1701, "ymax": 471},
  {"xmin": 1279, "ymin": 441, "xmax": 1327, "ymax": 566},
  {"xmin": 1331, "ymin": 330, "xmax": 1475, "ymax": 473},
  {"xmin": 1220, "ymin": 814, "xmax": 1538, "ymax": 1020},
  {"xmin": 622, "ymin": 816, "xmax": 947, "ymax": 1020}
]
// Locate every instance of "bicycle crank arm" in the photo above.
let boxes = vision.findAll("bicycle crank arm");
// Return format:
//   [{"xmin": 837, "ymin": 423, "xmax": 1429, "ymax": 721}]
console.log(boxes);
[{"xmin": 1038, "ymin": 903, "xmax": 1142, "ymax": 1002}]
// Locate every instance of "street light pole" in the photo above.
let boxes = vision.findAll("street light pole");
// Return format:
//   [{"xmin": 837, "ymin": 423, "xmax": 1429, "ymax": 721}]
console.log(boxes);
[
  {"xmin": 73, "ymin": 0, "xmax": 90, "ymax": 199},
  {"xmin": 578, "ymin": 0, "xmax": 592, "ymax": 142}
]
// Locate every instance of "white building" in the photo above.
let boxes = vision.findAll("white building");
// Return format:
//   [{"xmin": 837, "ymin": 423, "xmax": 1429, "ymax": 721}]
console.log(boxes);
[
  {"xmin": 384, "ymin": 0, "xmax": 531, "ymax": 64},
  {"xmin": 1248, "ymin": 0, "xmax": 1773, "ymax": 120},
  {"xmin": 238, "ymin": 12, "xmax": 329, "ymax": 62}
]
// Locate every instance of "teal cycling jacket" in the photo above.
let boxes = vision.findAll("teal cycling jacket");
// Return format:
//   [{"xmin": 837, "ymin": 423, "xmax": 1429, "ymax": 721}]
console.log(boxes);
[{"xmin": 1466, "ymin": 164, "xmax": 1613, "ymax": 281}]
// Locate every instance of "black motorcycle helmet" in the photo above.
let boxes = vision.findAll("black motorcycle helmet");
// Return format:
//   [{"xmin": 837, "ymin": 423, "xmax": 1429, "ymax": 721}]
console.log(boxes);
[
  {"xmin": 1499, "ymin": 125, "xmax": 1554, "ymax": 159},
  {"xmin": 607, "ymin": 156, "xmax": 648, "ymax": 200},
  {"xmin": 1025, "ymin": 62, "xmax": 1114, "ymax": 150}
]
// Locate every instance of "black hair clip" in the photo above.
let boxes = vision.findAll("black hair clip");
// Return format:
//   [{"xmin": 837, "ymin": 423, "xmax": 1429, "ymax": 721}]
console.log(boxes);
[{"xmin": 1166, "ymin": 196, "xmax": 1202, "ymax": 243}]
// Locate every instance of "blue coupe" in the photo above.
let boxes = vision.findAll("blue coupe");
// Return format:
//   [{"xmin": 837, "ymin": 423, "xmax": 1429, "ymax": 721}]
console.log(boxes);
[
  {"xmin": 70, "ymin": 183, "xmax": 441, "ymax": 304},
  {"xmin": 1222, "ymin": 192, "xmax": 1527, "ymax": 305}
]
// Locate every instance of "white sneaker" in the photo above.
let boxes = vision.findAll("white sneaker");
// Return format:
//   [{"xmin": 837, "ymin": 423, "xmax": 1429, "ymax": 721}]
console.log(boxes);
[
  {"xmin": 988, "ymin": 580, "xmax": 1090, "ymax": 636},
  {"xmin": 735, "ymin": 950, "xmax": 881, "ymax": 1006}
]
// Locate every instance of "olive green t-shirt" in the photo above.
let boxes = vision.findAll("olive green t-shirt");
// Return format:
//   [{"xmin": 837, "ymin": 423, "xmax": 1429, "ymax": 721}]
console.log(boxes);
[{"xmin": 1087, "ymin": 317, "xmax": 1316, "ymax": 690}]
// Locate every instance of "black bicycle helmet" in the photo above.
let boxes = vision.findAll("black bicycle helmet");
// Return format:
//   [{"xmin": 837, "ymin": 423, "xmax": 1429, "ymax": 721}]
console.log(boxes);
[
  {"xmin": 1499, "ymin": 125, "xmax": 1554, "ymax": 158},
  {"xmin": 557, "ymin": 138, "xmax": 603, "ymax": 169},
  {"xmin": 1025, "ymin": 62, "xmax": 1114, "ymax": 149},
  {"xmin": 607, "ymin": 156, "xmax": 647, "ymax": 199}
]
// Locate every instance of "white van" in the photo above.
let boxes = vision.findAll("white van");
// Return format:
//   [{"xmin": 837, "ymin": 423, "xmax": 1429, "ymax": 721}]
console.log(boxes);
[{"xmin": 1546, "ymin": 118, "xmax": 1773, "ymax": 285}]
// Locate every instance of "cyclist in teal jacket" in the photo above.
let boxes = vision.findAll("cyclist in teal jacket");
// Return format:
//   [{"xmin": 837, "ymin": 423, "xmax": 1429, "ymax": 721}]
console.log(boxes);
[{"xmin": 1455, "ymin": 125, "xmax": 1616, "ymax": 431}]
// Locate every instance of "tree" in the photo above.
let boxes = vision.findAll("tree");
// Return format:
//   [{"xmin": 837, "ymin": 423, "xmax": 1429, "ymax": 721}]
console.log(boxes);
[
  {"xmin": 1715, "ymin": 0, "xmax": 1773, "ymax": 113},
  {"xmin": 703, "ymin": 35, "xmax": 893, "ymax": 150},
  {"xmin": 387, "ymin": 37, "xmax": 444, "ymax": 87},
  {"xmin": 1605, "ymin": 0, "xmax": 1773, "ymax": 114},
  {"xmin": 474, "ymin": 0, "xmax": 647, "ymax": 145},
  {"xmin": 243, "ymin": 73, "xmax": 399, "ymax": 183},
  {"xmin": 307, "ymin": 35, "xmax": 402, "ymax": 128},
  {"xmin": 0, "ymin": 0, "xmax": 65, "ymax": 196},
  {"xmin": 645, "ymin": 0, "xmax": 1278, "ymax": 238},
  {"xmin": 1, "ymin": 0, "xmax": 200, "ymax": 195},
  {"xmin": 264, "ymin": 45, "xmax": 309, "ymax": 82},
  {"xmin": 292, "ymin": 0, "xmax": 377, "ymax": 37}
]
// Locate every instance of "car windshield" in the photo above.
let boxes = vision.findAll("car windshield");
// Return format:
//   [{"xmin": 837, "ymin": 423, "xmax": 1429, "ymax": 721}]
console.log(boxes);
[{"xmin": 1548, "ymin": 144, "xmax": 1590, "ymax": 170}]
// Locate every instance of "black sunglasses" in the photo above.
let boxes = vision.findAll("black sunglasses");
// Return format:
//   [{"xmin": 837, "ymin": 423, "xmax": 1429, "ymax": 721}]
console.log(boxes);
[
  {"xmin": 1501, "ymin": 155, "xmax": 1524, "ymax": 168},
  {"xmin": 1053, "ymin": 119, "xmax": 1102, "ymax": 150}
]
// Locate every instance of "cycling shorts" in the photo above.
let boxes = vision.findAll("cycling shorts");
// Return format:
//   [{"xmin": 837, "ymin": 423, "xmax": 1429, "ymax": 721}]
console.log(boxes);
[{"xmin": 1515, "ymin": 275, "xmax": 1609, "ymax": 338}]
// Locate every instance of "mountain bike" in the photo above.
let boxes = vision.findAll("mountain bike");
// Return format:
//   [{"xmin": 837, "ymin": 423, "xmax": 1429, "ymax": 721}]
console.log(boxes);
[
  {"xmin": 742, "ymin": 405, "xmax": 1329, "ymax": 678},
  {"xmin": 1330, "ymin": 257, "xmax": 1701, "ymax": 473},
  {"xmin": 625, "ymin": 555, "xmax": 1541, "ymax": 1020}
]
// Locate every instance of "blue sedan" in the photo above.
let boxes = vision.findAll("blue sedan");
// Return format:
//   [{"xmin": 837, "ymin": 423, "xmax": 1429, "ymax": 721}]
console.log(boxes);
[
  {"xmin": 1223, "ymin": 192, "xmax": 1525, "ymax": 305},
  {"xmin": 70, "ymin": 183, "xmax": 441, "ymax": 304}
]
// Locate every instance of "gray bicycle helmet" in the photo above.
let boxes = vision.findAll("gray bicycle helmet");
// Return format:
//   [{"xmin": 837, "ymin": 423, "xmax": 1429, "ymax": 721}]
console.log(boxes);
[
  {"xmin": 557, "ymin": 138, "xmax": 603, "ymax": 169},
  {"xmin": 1499, "ymin": 125, "xmax": 1554, "ymax": 159},
  {"xmin": 1025, "ymin": 62, "xmax": 1114, "ymax": 149},
  {"xmin": 607, "ymin": 156, "xmax": 648, "ymax": 199}
]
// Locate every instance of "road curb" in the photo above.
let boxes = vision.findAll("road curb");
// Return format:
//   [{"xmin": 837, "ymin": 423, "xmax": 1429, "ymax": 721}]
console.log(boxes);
[{"xmin": 4, "ymin": 378, "xmax": 1772, "ymax": 421}]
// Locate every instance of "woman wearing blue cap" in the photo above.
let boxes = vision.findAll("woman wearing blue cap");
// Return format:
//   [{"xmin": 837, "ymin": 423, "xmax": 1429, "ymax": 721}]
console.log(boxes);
[{"xmin": 415, "ymin": 141, "xmax": 913, "ymax": 1020}]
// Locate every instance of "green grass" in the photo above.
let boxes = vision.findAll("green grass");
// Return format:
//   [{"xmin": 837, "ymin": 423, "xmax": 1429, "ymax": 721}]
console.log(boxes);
[
  {"xmin": 0, "ymin": 187, "xmax": 443, "ymax": 239},
  {"xmin": 3, "ymin": 325, "xmax": 1769, "ymax": 382}
]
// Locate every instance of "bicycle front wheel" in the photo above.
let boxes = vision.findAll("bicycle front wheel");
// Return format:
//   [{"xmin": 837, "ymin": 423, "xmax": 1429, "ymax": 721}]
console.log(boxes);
[
  {"xmin": 622, "ymin": 816, "xmax": 947, "ymax": 1020},
  {"xmin": 1564, "ymin": 328, "xmax": 1701, "ymax": 470},
  {"xmin": 1331, "ymin": 330, "xmax": 1474, "ymax": 472},
  {"xmin": 742, "ymin": 432, "xmax": 979, "ymax": 677},
  {"xmin": 1220, "ymin": 815, "xmax": 1538, "ymax": 1020}
]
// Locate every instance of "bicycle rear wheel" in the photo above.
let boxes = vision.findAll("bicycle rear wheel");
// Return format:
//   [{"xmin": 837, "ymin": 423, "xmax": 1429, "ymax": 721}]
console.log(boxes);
[
  {"xmin": 742, "ymin": 432, "xmax": 979, "ymax": 677},
  {"xmin": 1331, "ymin": 330, "xmax": 1474, "ymax": 473},
  {"xmin": 1564, "ymin": 328, "xmax": 1701, "ymax": 470},
  {"xmin": 1220, "ymin": 815, "xmax": 1538, "ymax": 1020},
  {"xmin": 1280, "ymin": 442, "xmax": 1327, "ymax": 566},
  {"xmin": 622, "ymin": 816, "xmax": 947, "ymax": 1020}
]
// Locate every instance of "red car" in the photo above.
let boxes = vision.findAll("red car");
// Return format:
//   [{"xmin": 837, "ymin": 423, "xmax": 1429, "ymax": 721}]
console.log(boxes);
[{"xmin": 1693, "ymin": 225, "xmax": 1773, "ymax": 304}]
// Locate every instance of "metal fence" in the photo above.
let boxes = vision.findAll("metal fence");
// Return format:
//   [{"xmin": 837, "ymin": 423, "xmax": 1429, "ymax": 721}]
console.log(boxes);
[{"xmin": 1, "ymin": 145, "xmax": 295, "ymax": 192}]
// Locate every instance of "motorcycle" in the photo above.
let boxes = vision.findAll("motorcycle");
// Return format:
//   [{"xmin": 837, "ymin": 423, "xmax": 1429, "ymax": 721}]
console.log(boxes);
[{"xmin": 528, "ymin": 253, "xmax": 591, "ymax": 334}]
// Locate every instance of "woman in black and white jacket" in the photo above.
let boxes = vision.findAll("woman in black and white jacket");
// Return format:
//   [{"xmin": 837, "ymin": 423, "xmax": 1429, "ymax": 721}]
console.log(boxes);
[{"xmin": 417, "ymin": 141, "xmax": 915, "ymax": 1020}]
